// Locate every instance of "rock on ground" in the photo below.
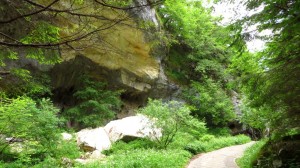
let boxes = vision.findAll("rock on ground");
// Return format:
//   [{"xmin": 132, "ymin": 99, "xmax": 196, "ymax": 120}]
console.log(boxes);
[
  {"xmin": 104, "ymin": 114, "xmax": 161, "ymax": 142},
  {"xmin": 76, "ymin": 127, "xmax": 111, "ymax": 152}
]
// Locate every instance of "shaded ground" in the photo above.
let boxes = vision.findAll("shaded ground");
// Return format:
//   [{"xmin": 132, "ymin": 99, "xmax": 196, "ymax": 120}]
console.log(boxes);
[{"xmin": 187, "ymin": 141, "xmax": 255, "ymax": 168}]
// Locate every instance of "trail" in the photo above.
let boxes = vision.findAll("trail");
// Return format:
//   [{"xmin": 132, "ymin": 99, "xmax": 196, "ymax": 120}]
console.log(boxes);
[{"xmin": 187, "ymin": 141, "xmax": 255, "ymax": 168}]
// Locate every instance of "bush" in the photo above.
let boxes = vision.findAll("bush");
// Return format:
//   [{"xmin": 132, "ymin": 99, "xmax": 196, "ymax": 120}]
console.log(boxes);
[
  {"xmin": 200, "ymin": 134, "xmax": 215, "ymax": 142},
  {"xmin": 183, "ymin": 80, "xmax": 236, "ymax": 126},
  {"xmin": 184, "ymin": 135, "xmax": 251, "ymax": 154},
  {"xmin": 208, "ymin": 127, "xmax": 231, "ymax": 137},
  {"xmin": 103, "ymin": 139, "xmax": 156, "ymax": 155},
  {"xmin": 33, "ymin": 137, "xmax": 82, "ymax": 168},
  {"xmin": 53, "ymin": 136, "xmax": 82, "ymax": 160},
  {"xmin": 168, "ymin": 131, "xmax": 198, "ymax": 150},
  {"xmin": 0, "ymin": 97, "xmax": 62, "ymax": 165},
  {"xmin": 138, "ymin": 99, "xmax": 206, "ymax": 148}
]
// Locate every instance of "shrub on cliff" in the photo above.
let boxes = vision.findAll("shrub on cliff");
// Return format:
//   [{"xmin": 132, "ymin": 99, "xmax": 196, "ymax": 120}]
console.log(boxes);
[{"xmin": 64, "ymin": 76, "xmax": 122, "ymax": 129}]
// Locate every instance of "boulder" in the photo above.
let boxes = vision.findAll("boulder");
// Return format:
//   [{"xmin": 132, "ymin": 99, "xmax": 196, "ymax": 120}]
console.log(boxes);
[
  {"xmin": 104, "ymin": 115, "xmax": 161, "ymax": 142},
  {"xmin": 76, "ymin": 127, "xmax": 111, "ymax": 152}
]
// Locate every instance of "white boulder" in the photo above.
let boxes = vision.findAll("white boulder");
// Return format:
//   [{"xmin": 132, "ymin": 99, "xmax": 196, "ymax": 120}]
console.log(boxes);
[
  {"xmin": 104, "ymin": 114, "xmax": 161, "ymax": 142},
  {"xmin": 76, "ymin": 127, "xmax": 111, "ymax": 152}
]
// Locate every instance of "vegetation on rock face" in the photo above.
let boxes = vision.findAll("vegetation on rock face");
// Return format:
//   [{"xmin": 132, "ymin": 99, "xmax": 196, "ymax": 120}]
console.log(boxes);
[
  {"xmin": 158, "ymin": 0, "xmax": 237, "ymax": 126},
  {"xmin": 63, "ymin": 75, "xmax": 122, "ymax": 129},
  {"xmin": 183, "ymin": 80, "xmax": 235, "ymax": 126}
]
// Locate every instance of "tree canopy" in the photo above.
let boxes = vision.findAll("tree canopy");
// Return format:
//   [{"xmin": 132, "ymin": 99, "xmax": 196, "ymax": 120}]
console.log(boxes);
[{"xmin": 230, "ymin": 0, "xmax": 300, "ymax": 137}]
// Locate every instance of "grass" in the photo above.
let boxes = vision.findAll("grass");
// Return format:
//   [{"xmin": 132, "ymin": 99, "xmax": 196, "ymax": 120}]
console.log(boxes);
[
  {"xmin": 236, "ymin": 139, "xmax": 267, "ymax": 168},
  {"xmin": 76, "ymin": 149, "xmax": 191, "ymax": 168},
  {"xmin": 184, "ymin": 134, "xmax": 251, "ymax": 154},
  {"xmin": 75, "ymin": 133, "xmax": 251, "ymax": 168},
  {"xmin": 0, "ymin": 125, "xmax": 252, "ymax": 168}
]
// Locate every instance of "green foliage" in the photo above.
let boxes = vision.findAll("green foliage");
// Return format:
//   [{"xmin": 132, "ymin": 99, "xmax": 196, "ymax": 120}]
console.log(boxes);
[
  {"xmin": 105, "ymin": 0, "xmax": 133, "ymax": 7},
  {"xmin": 32, "ymin": 136, "xmax": 82, "ymax": 168},
  {"xmin": 237, "ymin": 139, "xmax": 267, "ymax": 168},
  {"xmin": 0, "ymin": 136, "xmax": 82, "ymax": 168},
  {"xmin": 0, "ymin": 21, "xmax": 61, "ymax": 66},
  {"xmin": 20, "ymin": 21, "xmax": 61, "ymax": 64},
  {"xmin": 64, "ymin": 76, "xmax": 122, "ymax": 128},
  {"xmin": 160, "ymin": 0, "xmax": 237, "ymax": 127},
  {"xmin": 0, "ymin": 70, "xmax": 52, "ymax": 99},
  {"xmin": 21, "ymin": 22, "xmax": 60, "ymax": 44},
  {"xmin": 52, "ymin": 137, "xmax": 82, "ymax": 160},
  {"xmin": 0, "ymin": 97, "xmax": 61, "ymax": 165},
  {"xmin": 160, "ymin": 0, "xmax": 234, "ymax": 82},
  {"xmin": 183, "ymin": 80, "xmax": 235, "ymax": 126},
  {"xmin": 230, "ymin": 0, "xmax": 300, "ymax": 138},
  {"xmin": 252, "ymin": 136, "xmax": 300, "ymax": 168},
  {"xmin": 168, "ymin": 131, "xmax": 198, "ymax": 150},
  {"xmin": 200, "ymin": 134, "xmax": 216, "ymax": 142},
  {"xmin": 0, "ymin": 48, "xmax": 18, "ymax": 67},
  {"xmin": 138, "ymin": 99, "xmax": 206, "ymax": 148},
  {"xmin": 184, "ymin": 134, "xmax": 251, "ymax": 154},
  {"xmin": 239, "ymin": 99, "xmax": 284, "ymax": 137},
  {"xmin": 103, "ymin": 139, "xmax": 155, "ymax": 155},
  {"xmin": 77, "ymin": 149, "xmax": 191, "ymax": 168},
  {"xmin": 208, "ymin": 127, "xmax": 232, "ymax": 137},
  {"xmin": 10, "ymin": 69, "xmax": 32, "ymax": 82},
  {"xmin": 164, "ymin": 47, "xmax": 193, "ymax": 84}
]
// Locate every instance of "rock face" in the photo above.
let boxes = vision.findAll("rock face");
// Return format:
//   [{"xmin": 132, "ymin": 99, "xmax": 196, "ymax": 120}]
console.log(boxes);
[
  {"xmin": 53, "ymin": 0, "xmax": 161, "ymax": 92},
  {"xmin": 76, "ymin": 127, "xmax": 111, "ymax": 152},
  {"xmin": 51, "ymin": 0, "xmax": 177, "ymax": 116},
  {"xmin": 104, "ymin": 115, "xmax": 161, "ymax": 142}
]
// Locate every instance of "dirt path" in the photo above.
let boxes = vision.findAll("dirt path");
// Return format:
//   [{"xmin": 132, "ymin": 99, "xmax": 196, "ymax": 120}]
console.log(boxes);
[{"xmin": 187, "ymin": 141, "xmax": 255, "ymax": 168}]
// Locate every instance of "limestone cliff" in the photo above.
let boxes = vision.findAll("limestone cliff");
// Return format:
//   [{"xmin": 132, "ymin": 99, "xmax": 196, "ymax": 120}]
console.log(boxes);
[
  {"xmin": 0, "ymin": 0, "xmax": 176, "ymax": 117},
  {"xmin": 50, "ymin": 0, "xmax": 176, "ymax": 116}
]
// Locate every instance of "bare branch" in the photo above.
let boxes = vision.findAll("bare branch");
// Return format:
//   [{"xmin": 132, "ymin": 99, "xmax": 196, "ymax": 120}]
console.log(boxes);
[
  {"xmin": 0, "ymin": 16, "xmax": 128, "ymax": 48},
  {"xmin": 0, "ymin": 0, "xmax": 159, "ymax": 49},
  {"xmin": 0, "ymin": 0, "xmax": 60, "ymax": 24},
  {"xmin": 94, "ymin": 0, "xmax": 163, "ymax": 10},
  {"xmin": 23, "ymin": 0, "xmax": 112, "ymax": 21}
]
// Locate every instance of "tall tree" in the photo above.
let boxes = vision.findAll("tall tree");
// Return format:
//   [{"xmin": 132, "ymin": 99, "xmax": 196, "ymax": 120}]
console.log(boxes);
[{"xmin": 231, "ymin": 0, "xmax": 300, "ymax": 136}]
